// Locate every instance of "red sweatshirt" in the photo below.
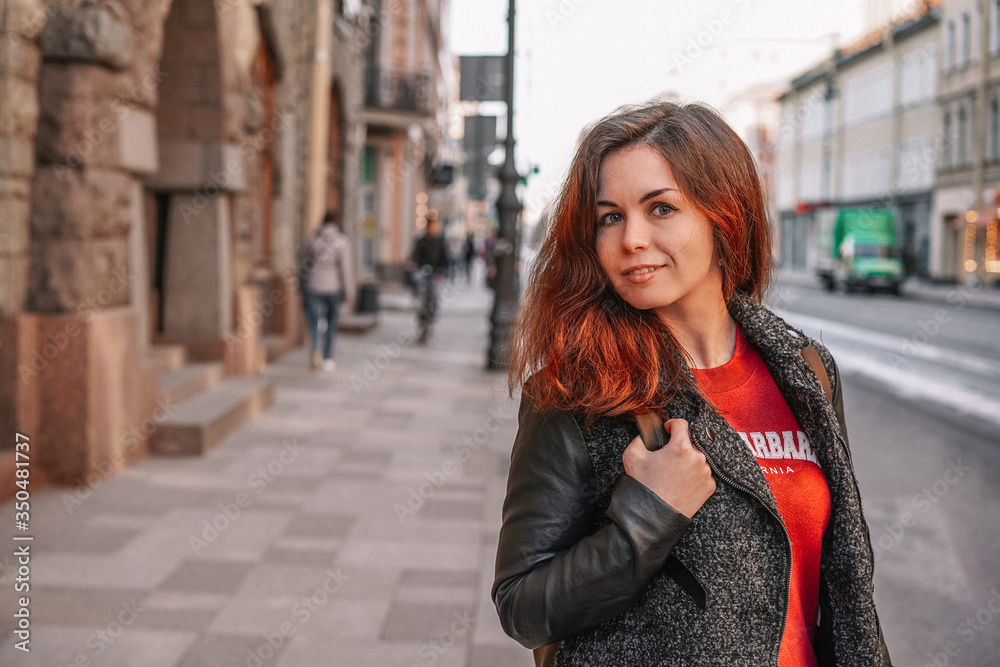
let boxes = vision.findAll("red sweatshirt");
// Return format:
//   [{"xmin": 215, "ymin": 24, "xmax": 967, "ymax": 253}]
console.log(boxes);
[{"xmin": 691, "ymin": 327, "xmax": 831, "ymax": 667}]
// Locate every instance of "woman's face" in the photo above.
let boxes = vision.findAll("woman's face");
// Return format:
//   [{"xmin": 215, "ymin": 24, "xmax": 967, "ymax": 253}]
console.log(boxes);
[{"xmin": 595, "ymin": 145, "xmax": 724, "ymax": 321}]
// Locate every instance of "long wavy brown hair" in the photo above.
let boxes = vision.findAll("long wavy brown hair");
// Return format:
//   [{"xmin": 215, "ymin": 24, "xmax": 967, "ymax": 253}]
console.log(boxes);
[{"xmin": 509, "ymin": 102, "xmax": 772, "ymax": 422}]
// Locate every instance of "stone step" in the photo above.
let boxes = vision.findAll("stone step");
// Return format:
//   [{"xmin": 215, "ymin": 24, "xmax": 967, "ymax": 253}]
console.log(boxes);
[
  {"xmin": 158, "ymin": 361, "xmax": 224, "ymax": 406},
  {"xmin": 261, "ymin": 334, "xmax": 298, "ymax": 363},
  {"xmin": 149, "ymin": 377, "xmax": 274, "ymax": 456},
  {"xmin": 339, "ymin": 313, "xmax": 379, "ymax": 333},
  {"xmin": 143, "ymin": 344, "xmax": 187, "ymax": 373}
]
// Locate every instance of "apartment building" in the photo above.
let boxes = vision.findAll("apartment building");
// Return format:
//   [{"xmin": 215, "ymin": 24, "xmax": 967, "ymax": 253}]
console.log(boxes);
[
  {"xmin": 775, "ymin": 5, "xmax": 940, "ymax": 277},
  {"xmin": 932, "ymin": 0, "xmax": 1000, "ymax": 280}
]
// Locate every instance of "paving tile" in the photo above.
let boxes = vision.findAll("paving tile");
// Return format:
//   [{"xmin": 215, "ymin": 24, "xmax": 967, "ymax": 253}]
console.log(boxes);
[
  {"xmin": 0, "ymin": 626, "xmax": 196, "ymax": 667},
  {"xmin": 349, "ymin": 513, "xmax": 484, "ymax": 544},
  {"xmin": 133, "ymin": 608, "xmax": 219, "ymax": 633},
  {"xmin": 290, "ymin": 598, "xmax": 391, "ymax": 640},
  {"xmin": 88, "ymin": 512, "xmax": 162, "ymax": 532},
  {"xmin": 367, "ymin": 409, "xmax": 415, "ymax": 430},
  {"xmin": 142, "ymin": 590, "xmax": 230, "ymax": 612},
  {"xmin": 263, "ymin": 546, "xmax": 342, "ymax": 567},
  {"xmin": 281, "ymin": 512, "xmax": 356, "ymax": 539},
  {"xmin": 158, "ymin": 559, "xmax": 256, "ymax": 594},
  {"xmin": 35, "ymin": 523, "xmax": 141, "ymax": 554},
  {"xmin": 208, "ymin": 595, "xmax": 300, "ymax": 636},
  {"xmin": 468, "ymin": 644, "xmax": 535, "ymax": 667},
  {"xmin": 176, "ymin": 632, "xmax": 290, "ymax": 667},
  {"xmin": 254, "ymin": 491, "xmax": 311, "ymax": 508},
  {"xmin": 380, "ymin": 600, "xmax": 477, "ymax": 643},
  {"xmin": 230, "ymin": 562, "xmax": 346, "ymax": 600},
  {"xmin": 333, "ymin": 447, "xmax": 393, "ymax": 477},
  {"xmin": 422, "ymin": 497, "xmax": 485, "ymax": 521},
  {"xmin": 25, "ymin": 587, "xmax": 147, "ymax": 627},
  {"xmin": 394, "ymin": 584, "xmax": 476, "ymax": 606},
  {"xmin": 276, "ymin": 634, "xmax": 468, "ymax": 667},
  {"xmin": 188, "ymin": 509, "xmax": 294, "ymax": 561},
  {"xmin": 399, "ymin": 569, "xmax": 479, "ymax": 587}
]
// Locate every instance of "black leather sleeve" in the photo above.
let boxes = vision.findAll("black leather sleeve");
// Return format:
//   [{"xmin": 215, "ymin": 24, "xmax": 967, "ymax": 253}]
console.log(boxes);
[{"xmin": 492, "ymin": 395, "xmax": 694, "ymax": 649}]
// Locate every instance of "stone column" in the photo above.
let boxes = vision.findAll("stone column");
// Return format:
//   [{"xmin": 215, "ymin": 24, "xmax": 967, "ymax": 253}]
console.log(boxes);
[
  {"xmin": 0, "ymin": 0, "xmax": 45, "ymax": 493},
  {"xmin": 15, "ymin": 2, "xmax": 161, "ymax": 485}
]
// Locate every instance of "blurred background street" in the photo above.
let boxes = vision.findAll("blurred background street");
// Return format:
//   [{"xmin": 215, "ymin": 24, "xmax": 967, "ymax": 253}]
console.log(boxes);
[
  {"xmin": 3, "ymin": 0, "xmax": 1000, "ymax": 664},
  {"xmin": 0, "ymin": 270, "xmax": 999, "ymax": 666}
]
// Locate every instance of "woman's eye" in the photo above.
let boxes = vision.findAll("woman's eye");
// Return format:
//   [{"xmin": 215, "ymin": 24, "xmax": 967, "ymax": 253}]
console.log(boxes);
[
  {"xmin": 652, "ymin": 203, "xmax": 675, "ymax": 216},
  {"xmin": 599, "ymin": 211, "xmax": 623, "ymax": 226}
]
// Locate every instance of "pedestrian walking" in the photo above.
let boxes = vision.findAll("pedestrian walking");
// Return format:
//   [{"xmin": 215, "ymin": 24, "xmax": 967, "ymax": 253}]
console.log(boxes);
[
  {"xmin": 298, "ymin": 209, "xmax": 355, "ymax": 371},
  {"xmin": 493, "ymin": 102, "xmax": 892, "ymax": 666},
  {"xmin": 464, "ymin": 231, "xmax": 476, "ymax": 283}
]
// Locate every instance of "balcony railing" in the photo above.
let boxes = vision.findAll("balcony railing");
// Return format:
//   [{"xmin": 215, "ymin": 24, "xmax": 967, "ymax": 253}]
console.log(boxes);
[{"xmin": 364, "ymin": 68, "xmax": 433, "ymax": 115}]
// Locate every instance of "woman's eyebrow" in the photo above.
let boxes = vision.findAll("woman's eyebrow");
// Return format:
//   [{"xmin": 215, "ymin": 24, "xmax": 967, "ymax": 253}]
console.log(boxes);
[
  {"xmin": 639, "ymin": 187, "xmax": 677, "ymax": 203},
  {"xmin": 596, "ymin": 187, "xmax": 678, "ymax": 208}
]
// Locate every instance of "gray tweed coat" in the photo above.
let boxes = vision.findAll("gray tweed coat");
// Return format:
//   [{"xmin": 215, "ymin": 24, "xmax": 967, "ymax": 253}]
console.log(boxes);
[{"xmin": 493, "ymin": 296, "xmax": 889, "ymax": 666}]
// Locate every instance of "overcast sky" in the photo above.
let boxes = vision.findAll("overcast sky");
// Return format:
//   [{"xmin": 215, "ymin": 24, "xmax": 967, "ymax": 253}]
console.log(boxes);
[{"xmin": 448, "ymin": 0, "xmax": 906, "ymax": 223}]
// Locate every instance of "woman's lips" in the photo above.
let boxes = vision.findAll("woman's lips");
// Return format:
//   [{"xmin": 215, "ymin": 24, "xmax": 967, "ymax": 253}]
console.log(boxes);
[{"xmin": 623, "ymin": 265, "xmax": 663, "ymax": 283}]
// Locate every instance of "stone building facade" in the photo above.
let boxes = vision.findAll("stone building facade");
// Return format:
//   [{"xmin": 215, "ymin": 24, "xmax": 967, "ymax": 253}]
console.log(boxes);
[
  {"xmin": 775, "ymin": 4, "xmax": 940, "ymax": 277},
  {"xmin": 932, "ymin": 0, "xmax": 1000, "ymax": 281},
  {"xmin": 0, "ymin": 0, "xmax": 454, "ymax": 494}
]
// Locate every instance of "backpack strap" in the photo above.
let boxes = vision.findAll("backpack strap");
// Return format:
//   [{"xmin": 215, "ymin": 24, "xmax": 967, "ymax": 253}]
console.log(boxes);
[
  {"xmin": 800, "ymin": 343, "xmax": 833, "ymax": 405},
  {"xmin": 635, "ymin": 411, "xmax": 667, "ymax": 451}
]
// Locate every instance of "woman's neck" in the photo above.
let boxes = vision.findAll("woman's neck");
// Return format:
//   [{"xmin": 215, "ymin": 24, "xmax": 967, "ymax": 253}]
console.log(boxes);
[{"xmin": 659, "ymin": 297, "xmax": 737, "ymax": 370}]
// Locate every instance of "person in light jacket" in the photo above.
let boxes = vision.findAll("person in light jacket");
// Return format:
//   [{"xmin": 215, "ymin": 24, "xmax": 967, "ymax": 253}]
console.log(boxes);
[
  {"xmin": 493, "ymin": 102, "xmax": 893, "ymax": 666},
  {"xmin": 301, "ymin": 209, "xmax": 355, "ymax": 371}
]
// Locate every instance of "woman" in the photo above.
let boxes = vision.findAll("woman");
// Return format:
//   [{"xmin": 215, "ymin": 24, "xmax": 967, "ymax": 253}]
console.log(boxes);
[
  {"xmin": 492, "ymin": 102, "xmax": 891, "ymax": 666},
  {"xmin": 300, "ymin": 209, "xmax": 355, "ymax": 371}
]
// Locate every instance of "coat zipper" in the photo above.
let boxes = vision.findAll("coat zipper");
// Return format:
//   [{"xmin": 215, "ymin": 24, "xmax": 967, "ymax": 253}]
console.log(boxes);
[{"xmin": 700, "ymin": 447, "xmax": 791, "ymax": 667}]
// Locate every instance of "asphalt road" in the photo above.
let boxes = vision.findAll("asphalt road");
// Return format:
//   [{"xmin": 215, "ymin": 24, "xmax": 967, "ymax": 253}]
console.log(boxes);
[{"xmin": 770, "ymin": 279, "xmax": 1000, "ymax": 666}]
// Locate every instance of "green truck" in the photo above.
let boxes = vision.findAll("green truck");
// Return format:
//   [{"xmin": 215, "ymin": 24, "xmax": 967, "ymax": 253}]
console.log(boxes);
[{"xmin": 812, "ymin": 208, "xmax": 904, "ymax": 294}]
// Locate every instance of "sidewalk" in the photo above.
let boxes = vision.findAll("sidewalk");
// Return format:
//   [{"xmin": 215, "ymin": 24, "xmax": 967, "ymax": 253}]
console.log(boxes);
[
  {"xmin": 775, "ymin": 268, "xmax": 1000, "ymax": 312},
  {"xmin": 0, "ymin": 275, "xmax": 531, "ymax": 666}
]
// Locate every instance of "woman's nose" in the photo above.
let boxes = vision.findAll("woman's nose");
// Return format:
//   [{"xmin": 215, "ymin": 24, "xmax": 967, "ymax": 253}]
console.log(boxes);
[{"xmin": 621, "ymin": 216, "xmax": 650, "ymax": 252}]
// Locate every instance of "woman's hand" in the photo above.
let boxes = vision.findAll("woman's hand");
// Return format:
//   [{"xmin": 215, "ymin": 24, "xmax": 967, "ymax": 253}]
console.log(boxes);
[{"xmin": 622, "ymin": 418, "xmax": 716, "ymax": 519}]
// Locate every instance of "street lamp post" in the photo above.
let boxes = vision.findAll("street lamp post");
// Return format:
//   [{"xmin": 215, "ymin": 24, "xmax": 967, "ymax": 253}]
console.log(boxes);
[{"xmin": 487, "ymin": 0, "xmax": 521, "ymax": 370}]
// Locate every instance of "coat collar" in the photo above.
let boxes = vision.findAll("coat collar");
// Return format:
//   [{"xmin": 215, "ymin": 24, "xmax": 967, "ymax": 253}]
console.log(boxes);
[{"xmin": 657, "ymin": 295, "xmax": 850, "ymax": 519}]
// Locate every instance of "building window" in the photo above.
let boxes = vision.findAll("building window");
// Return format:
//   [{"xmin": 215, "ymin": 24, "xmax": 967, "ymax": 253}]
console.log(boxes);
[
  {"xmin": 962, "ymin": 13, "xmax": 971, "ymax": 66},
  {"xmin": 958, "ymin": 107, "xmax": 968, "ymax": 165},
  {"xmin": 943, "ymin": 111, "xmax": 952, "ymax": 167},
  {"xmin": 948, "ymin": 20, "xmax": 956, "ymax": 70},
  {"xmin": 992, "ymin": 99, "xmax": 1000, "ymax": 160}
]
